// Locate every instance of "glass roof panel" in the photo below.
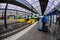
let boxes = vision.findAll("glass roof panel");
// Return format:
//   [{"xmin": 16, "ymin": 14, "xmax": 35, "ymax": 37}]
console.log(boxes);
[
  {"xmin": 32, "ymin": 4, "xmax": 37, "ymax": 8},
  {"xmin": 0, "ymin": 3, "xmax": 6, "ymax": 8},
  {"xmin": 47, "ymin": 2, "xmax": 52, "ymax": 7},
  {"xmin": 49, "ymin": 0, "xmax": 54, "ymax": 3},
  {"xmin": 44, "ymin": 0, "xmax": 59, "ymax": 15},
  {"xmin": 16, "ymin": 0, "xmax": 32, "ymax": 9},
  {"xmin": 26, "ymin": 0, "xmax": 42, "ymax": 15},
  {"xmin": 0, "ymin": 3, "xmax": 31, "ymax": 13}
]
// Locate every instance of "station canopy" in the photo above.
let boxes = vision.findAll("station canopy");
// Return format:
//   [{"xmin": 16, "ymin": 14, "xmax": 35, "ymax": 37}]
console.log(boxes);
[
  {"xmin": 0, "ymin": 0, "xmax": 60, "ymax": 15},
  {"xmin": 44, "ymin": 0, "xmax": 60, "ymax": 15},
  {"xmin": 0, "ymin": 3, "xmax": 32, "ymax": 13}
]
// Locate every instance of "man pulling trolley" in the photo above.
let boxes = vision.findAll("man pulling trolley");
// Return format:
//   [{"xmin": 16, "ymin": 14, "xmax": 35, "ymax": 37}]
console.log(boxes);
[{"xmin": 42, "ymin": 15, "xmax": 48, "ymax": 32}]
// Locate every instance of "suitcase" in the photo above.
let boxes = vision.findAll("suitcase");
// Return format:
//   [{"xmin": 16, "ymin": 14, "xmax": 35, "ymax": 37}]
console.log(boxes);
[
  {"xmin": 38, "ymin": 26, "xmax": 42, "ymax": 31},
  {"xmin": 43, "ymin": 26, "xmax": 48, "ymax": 32}
]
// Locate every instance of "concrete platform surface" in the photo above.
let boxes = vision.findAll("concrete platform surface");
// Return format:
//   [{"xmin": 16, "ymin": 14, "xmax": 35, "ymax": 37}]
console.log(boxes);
[{"xmin": 17, "ymin": 23, "xmax": 56, "ymax": 40}]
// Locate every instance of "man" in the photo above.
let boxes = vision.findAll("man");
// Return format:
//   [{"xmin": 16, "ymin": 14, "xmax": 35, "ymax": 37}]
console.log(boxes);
[{"xmin": 42, "ymin": 15, "xmax": 47, "ymax": 31}]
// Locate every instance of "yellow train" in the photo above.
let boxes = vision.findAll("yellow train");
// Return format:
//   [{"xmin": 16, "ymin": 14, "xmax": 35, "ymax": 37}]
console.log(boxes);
[{"xmin": 27, "ymin": 19, "xmax": 35, "ymax": 24}]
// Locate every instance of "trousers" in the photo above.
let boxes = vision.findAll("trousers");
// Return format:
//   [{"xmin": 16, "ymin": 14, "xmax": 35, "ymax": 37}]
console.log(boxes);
[{"xmin": 42, "ymin": 22, "xmax": 46, "ymax": 30}]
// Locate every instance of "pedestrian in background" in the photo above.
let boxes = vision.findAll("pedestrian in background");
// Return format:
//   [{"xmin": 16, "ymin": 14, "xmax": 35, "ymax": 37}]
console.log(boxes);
[{"xmin": 42, "ymin": 15, "xmax": 47, "ymax": 32}]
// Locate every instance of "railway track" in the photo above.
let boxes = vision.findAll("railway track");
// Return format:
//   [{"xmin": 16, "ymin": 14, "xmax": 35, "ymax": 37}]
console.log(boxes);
[{"xmin": 0, "ymin": 22, "xmax": 31, "ymax": 40}]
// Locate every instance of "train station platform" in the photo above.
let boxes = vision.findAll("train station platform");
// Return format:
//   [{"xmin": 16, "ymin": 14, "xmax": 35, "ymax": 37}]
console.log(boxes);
[
  {"xmin": 3, "ymin": 20, "xmax": 60, "ymax": 40},
  {"xmin": 0, "ymin": 0, "xmax": 60, "ymax": 40},
  {"xmin": 17, "ymin": 22, "xmax": 55, "ymax": 40}
]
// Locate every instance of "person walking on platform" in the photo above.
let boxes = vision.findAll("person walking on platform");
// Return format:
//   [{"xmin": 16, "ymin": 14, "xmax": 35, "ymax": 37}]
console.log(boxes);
[{"xmin": 42, "ymin": 15, "xmax": 47, "ymax": 32}]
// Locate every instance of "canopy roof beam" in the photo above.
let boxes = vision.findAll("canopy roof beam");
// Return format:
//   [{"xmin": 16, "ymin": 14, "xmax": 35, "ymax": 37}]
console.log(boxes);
[
  {"xmin": 0, "ymin": 0, "xmax": 38, "ymax": 14},
  {"xmin": 38, "ymin": 0, "xmax": 48, "ymax": 15}
]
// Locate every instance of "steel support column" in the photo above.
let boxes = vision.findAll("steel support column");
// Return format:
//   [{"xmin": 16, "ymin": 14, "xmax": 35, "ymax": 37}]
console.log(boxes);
[
  {"xmin": 49, "ymin": 15, "xmax": 52, "ymax": 26},
  {"xmin": 4, "ymin": 0, "xmax": 9, "ymax": 29}
]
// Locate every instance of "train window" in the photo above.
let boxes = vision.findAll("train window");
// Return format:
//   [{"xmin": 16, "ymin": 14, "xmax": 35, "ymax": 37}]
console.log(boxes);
[{"xmin": 7, "ymin": 15, "xmax": 15, "ymax": 19}]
